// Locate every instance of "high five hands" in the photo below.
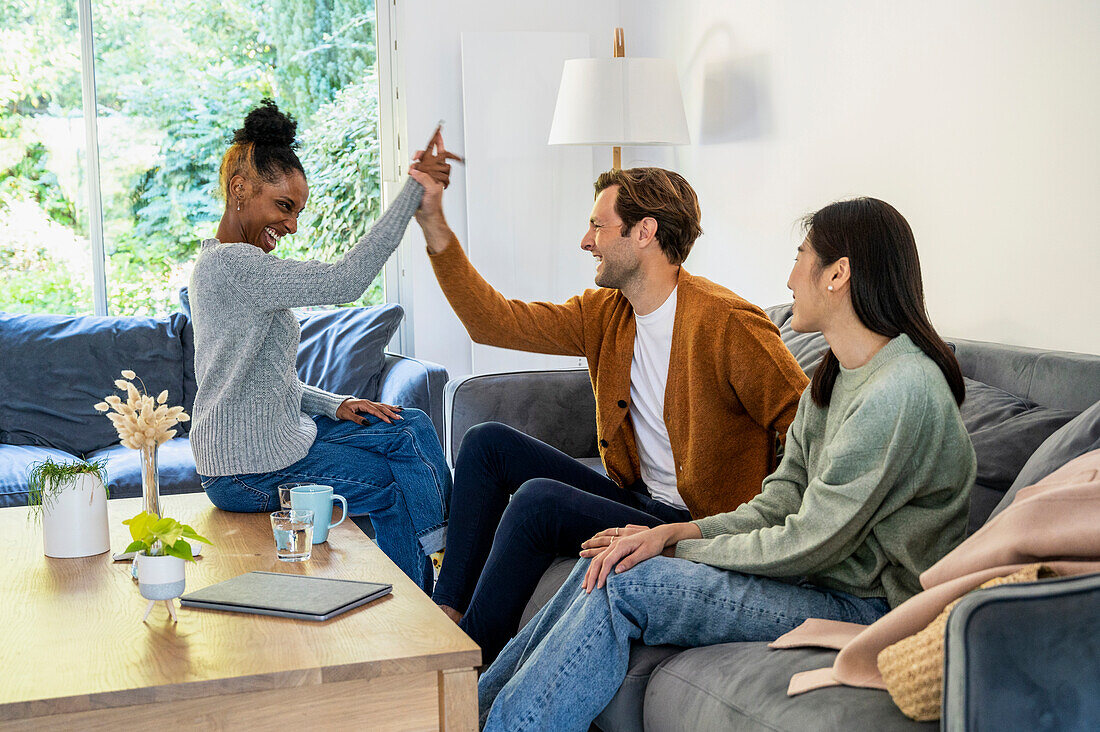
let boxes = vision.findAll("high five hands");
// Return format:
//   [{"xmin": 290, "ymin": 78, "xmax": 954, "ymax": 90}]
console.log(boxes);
[
  {"xmin": 407, "ymin": 125, "xmax": 462, "ymax": 190},
  {"xmin": 407, "ymin": 125, "xmax": 462, "ymax": 229}
]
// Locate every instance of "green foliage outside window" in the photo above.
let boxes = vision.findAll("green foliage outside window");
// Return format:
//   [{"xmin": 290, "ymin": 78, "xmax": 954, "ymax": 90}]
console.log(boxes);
[{"xmin": 0, "ymin": 0, "xmax": 385, "ymax": 317}]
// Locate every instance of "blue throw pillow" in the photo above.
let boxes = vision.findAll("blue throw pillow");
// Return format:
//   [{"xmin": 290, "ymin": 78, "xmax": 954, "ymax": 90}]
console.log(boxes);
[
  {"xmin": 0, "ymin": 312, "xmax": 188, "ymax": 455},
  {"xmin": 296, "ymin": 304, "xmax": 404, "ymax": 402}
]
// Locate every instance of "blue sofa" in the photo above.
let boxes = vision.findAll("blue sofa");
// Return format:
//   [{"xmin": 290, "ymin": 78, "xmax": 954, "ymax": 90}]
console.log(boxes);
[
  {"xmin": 0, "ymin": 301, "xmax": 448, "ymax": 509},
  {"xmin": 443, "ymin": 303, "xmax": 1100, "ymax": 731}
]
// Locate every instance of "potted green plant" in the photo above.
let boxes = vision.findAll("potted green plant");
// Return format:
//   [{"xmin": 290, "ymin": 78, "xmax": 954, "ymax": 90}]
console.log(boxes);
[
  {"xmin": 27, "ymin": 457, "xmax": 110, "ymax": 558},
  {"xmin": 123, "ymin": 511, "xmax": 212, "ymax": 622}
]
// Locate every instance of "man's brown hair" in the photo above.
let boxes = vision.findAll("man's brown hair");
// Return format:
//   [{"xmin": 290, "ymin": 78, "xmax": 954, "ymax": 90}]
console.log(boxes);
[{"xmin": 593, "ymin": 167, "xmax": 703, "ymax": 265}]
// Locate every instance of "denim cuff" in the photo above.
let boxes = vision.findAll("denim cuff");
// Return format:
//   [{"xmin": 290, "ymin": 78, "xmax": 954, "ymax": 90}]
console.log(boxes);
[{"xmin": 418, "ymin": 523, "xmax": 447, "ymax": 555}]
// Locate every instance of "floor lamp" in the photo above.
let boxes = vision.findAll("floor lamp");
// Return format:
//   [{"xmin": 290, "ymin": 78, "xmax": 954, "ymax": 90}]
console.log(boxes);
[{"xmin": 548, "ymin": 28, "xmax": 690, "ymax": 170}]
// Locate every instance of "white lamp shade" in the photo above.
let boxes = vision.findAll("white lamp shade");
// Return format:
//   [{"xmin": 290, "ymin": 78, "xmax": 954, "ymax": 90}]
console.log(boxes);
[{"xmin": 548, "ymin": 58, "xmax": 690, "ymax": 146}]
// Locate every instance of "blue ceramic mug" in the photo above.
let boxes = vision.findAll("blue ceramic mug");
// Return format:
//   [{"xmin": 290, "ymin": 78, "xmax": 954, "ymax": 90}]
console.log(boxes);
[{"xmin": 289, "ymin": 484, "xmax": 347, "ymax": 544}]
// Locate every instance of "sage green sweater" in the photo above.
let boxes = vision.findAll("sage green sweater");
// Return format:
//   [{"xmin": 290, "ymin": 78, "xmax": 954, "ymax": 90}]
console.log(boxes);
[{"xmin": 675, "ymin": 335, "xmax": 976, "ymax": 608}]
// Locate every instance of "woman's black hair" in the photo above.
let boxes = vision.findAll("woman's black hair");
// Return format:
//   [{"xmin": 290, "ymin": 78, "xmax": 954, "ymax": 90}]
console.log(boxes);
[
  {"xmin": 220, "ymin": 99, "xmax": 304, "ymax": 197},
  {"xmin": 804, "ymin": 197, "xmax": 965, "ymax": 408}
]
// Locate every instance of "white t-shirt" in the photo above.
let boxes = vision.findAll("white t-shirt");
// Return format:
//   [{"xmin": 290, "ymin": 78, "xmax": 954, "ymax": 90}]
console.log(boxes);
[{"xmin": 629, "ymin": 287, "xmax": 687, "ymax": 510}]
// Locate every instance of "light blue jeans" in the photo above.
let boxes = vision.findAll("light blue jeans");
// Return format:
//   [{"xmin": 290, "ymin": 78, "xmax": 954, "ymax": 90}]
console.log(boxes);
[
  {"xmin": 478, "ymin": 556, "xmax": 890, "ymax": 731},
  {"xmin": 200, "ymin": 410, "xmax": 451, "ymax": 591}
]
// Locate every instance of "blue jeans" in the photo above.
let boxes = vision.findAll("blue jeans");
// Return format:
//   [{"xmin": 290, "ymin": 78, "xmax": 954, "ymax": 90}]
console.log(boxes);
[
  {"xmin": 431, "ymin": 422, "xmax": 690, "ymax": 663},
  {"xmin": 478, "ymin": 556, "xmax": 890, "ymax": 731},
  {"xmin": 200, "ymin": 410, "xmax": 451, "ymax": 592}
]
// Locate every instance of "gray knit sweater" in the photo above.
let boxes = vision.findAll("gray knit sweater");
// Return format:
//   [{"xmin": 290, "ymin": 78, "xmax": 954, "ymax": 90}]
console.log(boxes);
[
  {"xmin": 188, "ymin": 179, "xmax": 423, "ymax": 477},
  {"xmin": 675, "ymin": 335, "xmax": 977, "ymax": 608}
]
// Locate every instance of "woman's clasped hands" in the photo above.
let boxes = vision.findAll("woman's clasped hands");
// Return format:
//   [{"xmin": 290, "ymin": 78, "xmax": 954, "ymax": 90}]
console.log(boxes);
[{"xmin": 579, "ymin": 521, "xmax": 703, "ymax": 593}]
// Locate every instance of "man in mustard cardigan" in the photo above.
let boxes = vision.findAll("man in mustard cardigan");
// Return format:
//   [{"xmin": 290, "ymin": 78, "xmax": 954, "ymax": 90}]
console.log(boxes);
[{"xmin": 415, "ymin": 165, "xmax": 808, "ymax": 663}]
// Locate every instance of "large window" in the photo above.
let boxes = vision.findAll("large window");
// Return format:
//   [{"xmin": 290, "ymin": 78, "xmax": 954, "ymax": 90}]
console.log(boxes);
[{"xmin": 1, "ymin": 0, "xmax": 386, "ymax": 316}]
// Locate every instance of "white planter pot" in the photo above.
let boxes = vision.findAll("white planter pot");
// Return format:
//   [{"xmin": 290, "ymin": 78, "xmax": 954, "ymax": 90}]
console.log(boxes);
[
  {"xmin": 41, "ymin": 473, "xmax": 110, "ymax": 558},
  {"xmin": 135, "ymin": 552, "xmax": 186, "ymax": 601}
]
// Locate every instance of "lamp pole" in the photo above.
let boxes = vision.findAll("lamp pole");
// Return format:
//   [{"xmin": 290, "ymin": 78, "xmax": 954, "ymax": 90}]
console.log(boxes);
[{"xmin": 612, "ymin": 27, "xmax": 624, "ymax": 170}]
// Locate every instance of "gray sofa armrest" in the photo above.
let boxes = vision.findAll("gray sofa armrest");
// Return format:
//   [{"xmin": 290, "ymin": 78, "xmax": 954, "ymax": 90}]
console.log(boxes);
[
  {"xmin": 378, "ymin": 352, "xmax": 449, "ymax": 448},
  {"xmin": 942, "ymin": 572, "xmax": 1100, "ymax": 731},
  {"xmin": 443, "ymin": 368, "xmax": 598, "ymax": 468}
]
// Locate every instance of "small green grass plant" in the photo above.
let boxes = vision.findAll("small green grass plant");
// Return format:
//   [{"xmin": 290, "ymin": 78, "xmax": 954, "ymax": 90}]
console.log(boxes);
[{"xmin": 26, "ymin": 457, "xmax": 108, "ymax": 521}]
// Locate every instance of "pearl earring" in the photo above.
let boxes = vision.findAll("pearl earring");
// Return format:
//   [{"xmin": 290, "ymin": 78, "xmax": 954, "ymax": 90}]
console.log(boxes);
[
  {"xmin": 827, "ymin": 285, "xmax": 834, "ymax": 291},
  {"xmin": 236, "ymin": 197, "xmax": 241, "ymax": 212}
]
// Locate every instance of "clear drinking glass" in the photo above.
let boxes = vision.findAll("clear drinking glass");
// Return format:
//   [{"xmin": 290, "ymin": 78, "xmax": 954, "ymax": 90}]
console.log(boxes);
[
  {"xmin": 278, "ymin": 482, "xmax": 315, "ymax": 510},
  {"xmin": 270, "ymin": 510, "xmax": 314, "ymax": 562}
]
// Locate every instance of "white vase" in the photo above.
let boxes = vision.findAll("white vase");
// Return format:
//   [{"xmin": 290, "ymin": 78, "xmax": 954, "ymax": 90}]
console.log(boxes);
[
  {"xmin": 42, "ymin": 473, "xmax": 110, "ymax": 558},
  {"xmin": 135, "ymin": 552, "xmax": 186, "ymax": 601}
]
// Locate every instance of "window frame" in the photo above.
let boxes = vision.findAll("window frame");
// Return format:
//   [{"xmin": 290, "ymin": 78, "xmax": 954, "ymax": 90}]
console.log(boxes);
[
  {"xmin": 77, "ymin": 0, "xmax": 108, "ymax": 315},
  {"xmin": 69, "ymin": 0, "xmax": 404, "ymax": 321},
  {"xmin": 375, "ymin": 0, "xmax": 414, "ymax": 355}
]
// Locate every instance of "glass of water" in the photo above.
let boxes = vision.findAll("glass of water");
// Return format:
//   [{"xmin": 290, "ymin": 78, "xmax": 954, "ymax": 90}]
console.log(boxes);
[
  {"xmin": 270, "ymin": 510, "xmax": 315, "ymax": 562},
  {"xmin": 278, "ymin": 482, "xmax": 316, "ymax": 510}
]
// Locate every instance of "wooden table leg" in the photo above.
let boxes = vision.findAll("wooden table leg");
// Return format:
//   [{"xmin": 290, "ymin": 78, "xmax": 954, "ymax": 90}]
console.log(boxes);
[{"xmin": 438, "ymin": 667, "xmax": 477, "ymax": 732}]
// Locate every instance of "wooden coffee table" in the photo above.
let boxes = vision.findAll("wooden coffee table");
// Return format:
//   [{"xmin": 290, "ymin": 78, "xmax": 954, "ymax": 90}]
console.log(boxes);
[{"xmin": 0, "ymin": 494, "xmax": 480, "ymax": 731}]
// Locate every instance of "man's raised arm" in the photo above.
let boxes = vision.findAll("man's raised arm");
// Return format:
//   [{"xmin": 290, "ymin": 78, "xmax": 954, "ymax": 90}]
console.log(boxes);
[{"xmin": 420, "ymin": 220, "xmax": 587, "ymax": 357}]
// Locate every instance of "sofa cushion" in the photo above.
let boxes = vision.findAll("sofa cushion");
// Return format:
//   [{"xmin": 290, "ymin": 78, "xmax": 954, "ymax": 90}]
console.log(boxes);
[
  {"xmin": 0, "ymin": 312, "xmax": 188, "ymax": 455},
  {"xmin": 952, "ymin": 339, "xmax": 1100, "ymax": 413},
  {"xmin": 763, "ymin": 303, "xmax": 830, "ymax": 377},
  {"xmin": 967, "ymin": 484, "xmax": 1006, "ymax": 537},
  {"xmin": 447, "ymin": 370, "xmax": 599, "ymax": 465},
  {"xmin": 296, "ymin": 304, "xmax": 404, "ymax": 402},
  {"xmin": 989, "ymin": 399, "xmax": 1100, "ymax": 520},
  {"xmin": 0, "ymin": 444, "xmax": 80, "ymax": 508},
  {"xmin": 178, "ymin": 285, "xmax": 192, "ymax": 318},
  {"xmin": 180, "ymin": 313, "xmax": 197, "ymax": 431},
  {"xmin": 961, "ymin": 379, "xmax": 1077, "ymax": 491},
  {"xmin": 642, "ymin": 642, "xmax": 932, "ymax": 732},
  {"xmin": 85, "ymin": 437, "xmax": 201, "ymax": 500},
  {"xmin": 521, "ymin": 556, "xmax": 579, "ymax": 626},
  {"xmin": 597, "ymin": 644, "xmax": 684, "ymax": 732},
  {"xmin": 959, "ymin": 378, "xmax": 1077, "ymax": 531},
  {"xmin": 519, "ymin": 557, "xmax": 682, "ymax": 732},
  {"xmin": 577, "ymin": 456, "xmax": 607, "ymax": 475},
  {"xmin": 175, "ymin": 287, "xmax": 197, "ymax": 430}
]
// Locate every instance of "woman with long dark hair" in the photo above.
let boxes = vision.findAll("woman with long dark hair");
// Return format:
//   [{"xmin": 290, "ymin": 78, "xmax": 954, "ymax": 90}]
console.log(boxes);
[
  {"xmin": 476, "ymin": 197, "xmax": 976, "ymax": 731},
  {"xmin": 189, "ymin": 100, "xmax": 457, "ymax": 590}
]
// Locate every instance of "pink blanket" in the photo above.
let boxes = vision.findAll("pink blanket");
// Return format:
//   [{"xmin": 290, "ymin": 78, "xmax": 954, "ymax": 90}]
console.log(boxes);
[{"xmin": 770, "ymin": 448, "xmax": 1100, "ymax": 695}]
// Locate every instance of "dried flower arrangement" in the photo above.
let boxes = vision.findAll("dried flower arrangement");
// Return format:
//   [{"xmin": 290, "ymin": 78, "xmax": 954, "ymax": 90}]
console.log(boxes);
[{"xmin": 95, "ymin": 369, "xmax": 190, "ymax": 448}]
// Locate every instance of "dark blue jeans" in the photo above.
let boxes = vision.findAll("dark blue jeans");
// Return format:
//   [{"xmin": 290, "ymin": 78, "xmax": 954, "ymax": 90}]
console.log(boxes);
[
  {"xmin": 431, "ymin": 422, "xmax": 690, "ymax": 664},
  {"xmin": 200, "ymin": 410, "xmax": 451, "ymax": 592}
]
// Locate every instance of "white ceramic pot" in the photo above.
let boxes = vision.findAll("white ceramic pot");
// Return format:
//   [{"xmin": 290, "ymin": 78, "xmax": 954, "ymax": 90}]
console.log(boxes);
[
  {"xmin": 135, "ymin": 552, "xmax": 186, "ymax": 601},
  {"xmin": 41, "ymin": 473, "xmax": 110, "ymax": 558}
]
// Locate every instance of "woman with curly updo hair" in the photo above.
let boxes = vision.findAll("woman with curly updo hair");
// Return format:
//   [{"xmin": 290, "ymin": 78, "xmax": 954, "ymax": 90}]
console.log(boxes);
[{"xmin": 188, "ymin": 99, "xmax": 457, "ymax": 590}]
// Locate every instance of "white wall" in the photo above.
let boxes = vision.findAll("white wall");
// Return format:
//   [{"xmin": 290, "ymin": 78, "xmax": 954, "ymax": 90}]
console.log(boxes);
[
  {"xmin": 395, "ymin": 1, "xmax": 620, "ymax": 378},
  {"xmin": 618, "ymin": 0, "xmax": 1100, "ymax": 354},
  {"xmin": 398, "ymin": 0, "xmax": 1100, "ymax": 378},
  {"xmin": 460, "ymin": 31, "xmax": 597, "ymax": 374}
]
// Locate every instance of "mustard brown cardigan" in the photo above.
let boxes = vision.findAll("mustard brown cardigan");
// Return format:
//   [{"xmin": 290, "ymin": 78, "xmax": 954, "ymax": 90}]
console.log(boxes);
[{"xmin": 429, "ymin": 238, "xmax": 808, "ymax": 518}]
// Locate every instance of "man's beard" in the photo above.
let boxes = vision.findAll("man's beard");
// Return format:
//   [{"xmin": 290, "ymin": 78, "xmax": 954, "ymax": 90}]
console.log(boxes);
[{"xmin": 594, "ymin": 258, "xmax": 640, "ymax": 290}]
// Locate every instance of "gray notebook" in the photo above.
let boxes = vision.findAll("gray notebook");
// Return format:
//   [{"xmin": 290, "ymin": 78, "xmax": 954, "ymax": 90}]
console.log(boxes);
[{"xmin": 180, "ymin": 571, "xmax": 392, "ymax": 621}]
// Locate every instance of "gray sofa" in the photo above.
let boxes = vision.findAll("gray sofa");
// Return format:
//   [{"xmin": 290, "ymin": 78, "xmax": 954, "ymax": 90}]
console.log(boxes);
[
  {"xmin": 0, "ymin": 301, "xmax": 448, "ymax": 508},
  {"xmin": 443, "ymin": 304, "xmax": 1100, "ymax": 731}
]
